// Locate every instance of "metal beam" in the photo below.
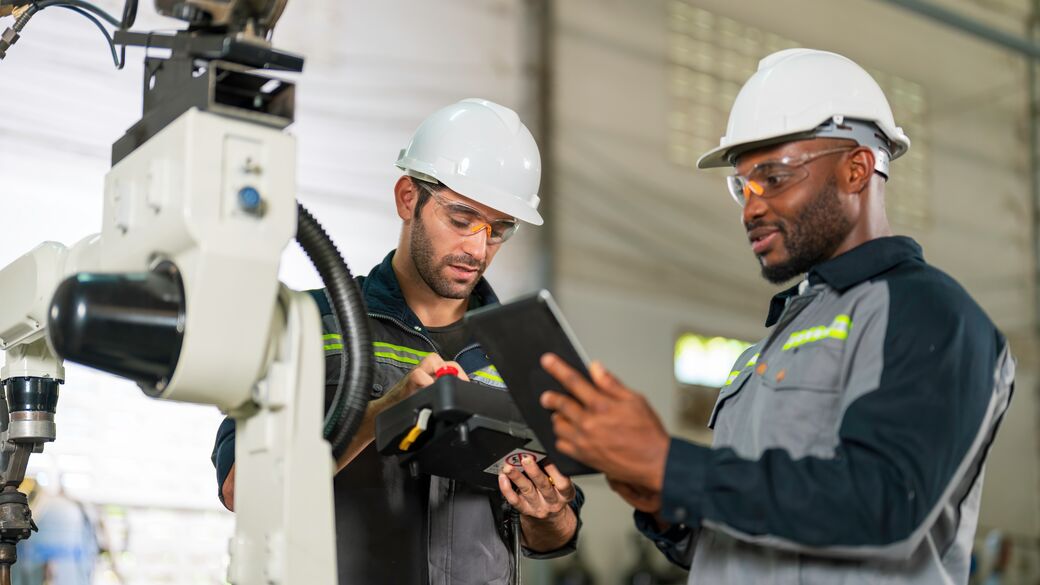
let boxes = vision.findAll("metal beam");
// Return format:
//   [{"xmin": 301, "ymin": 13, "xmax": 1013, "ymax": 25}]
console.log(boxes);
[
  {"xmin": 879, "ymin": 0, "xmax": 1040, "ymax": 60},
  {"xmin": 1030, "ymin": 0, "xmax": 1040, "ymax": 341},
  {"xmin": 522, "ymin": 0, "xmax": 556, "ymax": 290}
]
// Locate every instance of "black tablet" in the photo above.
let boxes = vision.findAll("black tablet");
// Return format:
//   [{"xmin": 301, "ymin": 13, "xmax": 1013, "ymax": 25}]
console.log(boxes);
[{"xmin": 464, "ymin": 290, "xmax": 598, "ymax": 477}]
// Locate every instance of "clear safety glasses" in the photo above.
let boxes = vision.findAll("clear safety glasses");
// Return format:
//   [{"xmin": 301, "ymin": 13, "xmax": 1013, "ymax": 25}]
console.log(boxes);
[
  {"xmin": 726, "ymin": 146, "xmax": 854, "ymax": 207},
  {"xmin": 429, "ymin": 193, "xmax": 520, "ymax": 244}
]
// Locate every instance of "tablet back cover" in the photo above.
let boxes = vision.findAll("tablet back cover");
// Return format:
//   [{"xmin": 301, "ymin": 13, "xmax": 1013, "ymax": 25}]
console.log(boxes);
[{"xmin": 465, "ymin": 290, "xmax": 597, "ymax": 477}]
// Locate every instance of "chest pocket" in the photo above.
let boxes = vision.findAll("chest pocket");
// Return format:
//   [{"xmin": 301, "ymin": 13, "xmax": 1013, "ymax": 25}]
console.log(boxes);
[
  {"xmin": 369, "ymin": 341, "xmax": 433, "ymax": 398},
  {"xmin": 708, "ymin": 368, "xmax": 753, "ymax": 429},
  {"xmin": 322, "ymin": 313, "xmax": 434, "ymax": 399},
  {"xmin": 758, "ymin": 342, "xmax": 844, "ymax": 458},
  {"xmin": 707, "ymin": 349, "xmax": 763, "ymax": 429}
]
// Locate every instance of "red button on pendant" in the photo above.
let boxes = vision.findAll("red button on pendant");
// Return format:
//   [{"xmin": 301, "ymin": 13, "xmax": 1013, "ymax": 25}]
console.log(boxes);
[{"xmin": 435, "ymin": 365, "xmax": 459, "ymax": 378}]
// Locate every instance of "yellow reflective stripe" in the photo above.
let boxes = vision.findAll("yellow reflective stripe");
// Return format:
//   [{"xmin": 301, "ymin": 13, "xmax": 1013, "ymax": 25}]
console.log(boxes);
[
  {"xmin": 472, "ymin": 369, "xmax": 504, "ymax": 384},
  {"xmin": 327, "ymin": 340, "xmax": 435, "ymax": 367},
  {"xmin": 722, "ymin": 352, "xmax": 760, "ymax": 387},
  {"xmin": 782, "ymin": 315, "xmax": 852, "ymax": 350},
  {"xmin": 374, "ymin": 351, "xmax": 421, "ymax": 365},
  {"xmin": 324, "ymin": 339, "xmax": 431, "ymax": 357},
  {"xmin": 723, "ymin": 370, "xmax": 741, "ymax": 386},
  {"xmin": 373, "ymin": 342, "xmax": 431, "ymax": 358}
]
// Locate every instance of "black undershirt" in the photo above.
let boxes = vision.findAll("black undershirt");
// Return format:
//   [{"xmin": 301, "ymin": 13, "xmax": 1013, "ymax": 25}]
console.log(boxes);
[{"xmin": 425, "ymin": 319, "xmax": 473, "ymax": 360}]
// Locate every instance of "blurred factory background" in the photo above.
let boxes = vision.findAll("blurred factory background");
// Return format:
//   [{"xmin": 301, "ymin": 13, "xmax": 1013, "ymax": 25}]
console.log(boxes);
[{"xmin": 0, "ymin": 0, "xmax": 1038, "ymax": 583}]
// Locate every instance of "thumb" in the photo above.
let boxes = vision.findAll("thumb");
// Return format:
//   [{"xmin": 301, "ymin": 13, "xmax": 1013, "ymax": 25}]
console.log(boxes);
[
  {"xmin": 417, "ymin": 353, "xmax": 447, "ymax": 375},
  {"xmin": 408, "ymin": 368, "xmax": 435, "ymax": 392},
  {"xmin": 444, "ymin": 361, "xmax": 470, "ymax": 382}
]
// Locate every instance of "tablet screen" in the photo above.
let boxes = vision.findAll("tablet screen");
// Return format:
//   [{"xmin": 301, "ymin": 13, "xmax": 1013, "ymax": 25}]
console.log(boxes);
[{"xmin": 465, "ymin": 290, "xmax": 598, "ymax": 477}]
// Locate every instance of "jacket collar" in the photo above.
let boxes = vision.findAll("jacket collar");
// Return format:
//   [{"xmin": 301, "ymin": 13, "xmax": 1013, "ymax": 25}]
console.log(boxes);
[
  {"xmin": 765, "ymin": 236, "xmax": 923, "ymax": 326},
  {"xmin": 361, "ymin": 250, "xmax": 499, "ymax": 331}
]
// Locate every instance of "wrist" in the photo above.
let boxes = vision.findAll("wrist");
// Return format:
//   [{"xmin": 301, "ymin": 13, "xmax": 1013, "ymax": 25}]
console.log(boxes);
[
  {"xmin": 648, "ymin": 433, "xmax": 671, "ymax": 491},
  {"xmin": 520, "ymin": 505, "xmax": 577, "ymax": 551}
]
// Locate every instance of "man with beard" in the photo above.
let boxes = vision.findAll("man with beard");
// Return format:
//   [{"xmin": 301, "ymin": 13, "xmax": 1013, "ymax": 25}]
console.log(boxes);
[
  {"xmin": 211, "ymin": 99, "xmax": 582, "ymax": 585},
  {"xmin": 538, "ymin": 49, "xmax": 1014, "ymax": 584}
]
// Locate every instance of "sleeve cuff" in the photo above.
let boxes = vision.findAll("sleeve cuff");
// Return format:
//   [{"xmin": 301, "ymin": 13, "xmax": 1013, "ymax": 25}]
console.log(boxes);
[
  {"xmin": 634, "ymin": 510, "xmax": 691, "ymax": 543},
  {"xmin": 212, "ymin": 418, "xmax": 237, "ymax": 503},
  {"xmin": 660, "ymin": 437, "xmax": 711, "ymax": 525}
]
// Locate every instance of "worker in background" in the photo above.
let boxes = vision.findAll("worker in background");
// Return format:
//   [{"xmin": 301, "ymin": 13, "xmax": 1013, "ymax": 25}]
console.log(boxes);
[
  {"xmin": 540, "ymin": 48, "xmax": 1013, "ymax": 584},
  {"xmin": 13, "ymin": 476, "xmax": 98, "ymax": 585},
  {"xmin": 212, "ymin": 99, "xmax": 583, "ymax": 585}
]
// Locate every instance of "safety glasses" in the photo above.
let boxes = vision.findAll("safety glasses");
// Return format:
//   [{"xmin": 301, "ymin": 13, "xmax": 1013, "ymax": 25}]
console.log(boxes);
[
  {"xmin": 429, "ymin": 193, "xmax": 519, "ymax": 244},
  {"xmin": 726, "ymin": 146, "xmax": 854, "ymax": 207}
]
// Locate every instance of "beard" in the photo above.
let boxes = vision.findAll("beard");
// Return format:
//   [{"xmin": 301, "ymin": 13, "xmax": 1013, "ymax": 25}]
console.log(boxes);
[
  {"xmin": 752, "ymin": 176, "xmax": 853, "ymax": 285},
  {"xmin": 410, "ymin": 214, "xmax": 487, "ymax": 299}
]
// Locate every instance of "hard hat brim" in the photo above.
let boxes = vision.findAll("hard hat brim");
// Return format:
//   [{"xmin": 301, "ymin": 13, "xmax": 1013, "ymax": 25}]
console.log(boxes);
[
  {"xmin": 398, "ymin": 165, "xmax": 544, "ymax": 226},
  {"xmin": 696, "ymin": 130, "xmax": 818, "ymax": 169},
  {"xmin": 697, "ymin": 125, "xmax": 910, "ymax": 170},
  {"xmin": 442, "ymin": 173, "xmax": 544, "ymax": 226}
]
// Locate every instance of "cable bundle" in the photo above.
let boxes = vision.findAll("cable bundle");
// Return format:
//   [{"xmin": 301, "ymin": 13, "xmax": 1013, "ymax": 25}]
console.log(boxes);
[{"xmin": 0, "ymin": 0, "xmax": 137, "ymax": 66}]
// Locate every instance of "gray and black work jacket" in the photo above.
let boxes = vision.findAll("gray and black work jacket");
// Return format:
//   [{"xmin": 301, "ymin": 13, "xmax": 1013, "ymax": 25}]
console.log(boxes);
[
  {"xmin": 212, "ymin": 250, "xmax": 582, "ymax": 585},
  {"xmin": 637, "ymin": 236, "xmax": 1014, "ymax": 585}
]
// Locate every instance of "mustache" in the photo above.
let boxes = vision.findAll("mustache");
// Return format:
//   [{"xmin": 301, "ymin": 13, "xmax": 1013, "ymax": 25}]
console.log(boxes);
[
  {"xmin": 745, "ymin": 219, "xmax": 787, "ymax": 236},
  {"xmin": 442, "ymin": 254, "xmax": 485, "ymax": 271}
]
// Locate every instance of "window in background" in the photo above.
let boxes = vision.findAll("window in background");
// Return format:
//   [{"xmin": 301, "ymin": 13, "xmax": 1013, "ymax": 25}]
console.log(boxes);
[
  {"xmin": 673, "ymin": 332, "xmax": 752, "ymax": 443},
  {"xmin": 666, "ymin": 2, "xmax": 930, "ymax": 229}
]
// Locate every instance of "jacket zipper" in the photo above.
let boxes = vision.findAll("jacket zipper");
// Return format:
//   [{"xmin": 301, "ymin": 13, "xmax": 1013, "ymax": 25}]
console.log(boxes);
[{"xmin": 369, "ymin": 312, "xmax": 440, "ymax": 353}]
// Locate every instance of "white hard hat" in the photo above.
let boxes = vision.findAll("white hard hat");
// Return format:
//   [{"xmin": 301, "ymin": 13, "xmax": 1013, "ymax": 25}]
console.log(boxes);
[
  {"xmin": 396, "ymin": 98, "xmax": 543, "ymax": 225},
  {"xmin": 698, "ymin": 48, "xmax": 911, "ymax": 174}
]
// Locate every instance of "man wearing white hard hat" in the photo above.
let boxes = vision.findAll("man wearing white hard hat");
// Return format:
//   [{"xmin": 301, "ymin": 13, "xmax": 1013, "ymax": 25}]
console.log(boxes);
[
  {"xmin": 212, "ymin": 99, "xmax": 583, "ymax": 584},
  {"xmin": 539, "ymin": 49, "xmax": 1013, "ymax": 584}
]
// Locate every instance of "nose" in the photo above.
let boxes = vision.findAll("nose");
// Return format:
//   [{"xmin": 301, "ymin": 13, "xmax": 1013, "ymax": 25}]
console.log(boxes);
[
  {"xmin": 460, "ymin": 226, "xmax": 489, "ymax": 262},
  {"xmin": 741, "ymin": 192, "xmax": 767, "ymax": 228}
]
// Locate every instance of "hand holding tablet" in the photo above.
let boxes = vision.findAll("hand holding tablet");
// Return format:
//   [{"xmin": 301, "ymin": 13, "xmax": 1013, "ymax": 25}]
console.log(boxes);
[
  {"xmin": 465, "ymin": 290, "xmax": 598, "ymax": 476},
  {"xmin": 466, "ymin": 290, "xmax": 671, "ymax": 493}
]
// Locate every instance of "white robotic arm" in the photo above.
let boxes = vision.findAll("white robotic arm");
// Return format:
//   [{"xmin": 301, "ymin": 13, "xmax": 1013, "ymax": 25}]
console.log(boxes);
[{"xmin": 0, "ymin": 2, "xmax": 374, "ymax": 583}]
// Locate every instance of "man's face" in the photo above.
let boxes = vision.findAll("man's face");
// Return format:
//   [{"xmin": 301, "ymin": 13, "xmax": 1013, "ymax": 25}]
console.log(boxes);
[
  {"xmin": 409, "ymin": 188, "xmax": 511, "ymax": 299},
  {"xmin": 738, "ymin": 140, "xmax": 856, "ymax": 285}
]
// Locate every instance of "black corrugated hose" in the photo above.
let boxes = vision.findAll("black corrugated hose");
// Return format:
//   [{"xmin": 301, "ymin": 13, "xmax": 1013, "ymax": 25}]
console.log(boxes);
[{"xmin": 295, "ymin": 202, "xmax": 373, "ymax": 460}]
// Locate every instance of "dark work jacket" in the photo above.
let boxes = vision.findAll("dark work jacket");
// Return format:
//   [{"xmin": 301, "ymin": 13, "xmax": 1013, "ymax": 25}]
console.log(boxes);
[
  {"xmin": 212, "ymin": 250, "xmax": 583, "ymax": 585},
  {"xmin": 637, "ymin": 237, "xmax": 1014, "ymax": 585}
]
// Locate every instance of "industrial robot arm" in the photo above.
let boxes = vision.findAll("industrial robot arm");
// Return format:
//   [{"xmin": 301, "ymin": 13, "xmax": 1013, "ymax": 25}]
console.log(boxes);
[{"xmin": 0, "ymin": 2, "xmax": 373, "ymax": 583}]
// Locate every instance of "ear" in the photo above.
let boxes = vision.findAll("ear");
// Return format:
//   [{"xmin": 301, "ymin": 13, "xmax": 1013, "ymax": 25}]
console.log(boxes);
[
  {"xmin": 394, "ymin": 176, "xmax": 418, "ymax": 221},
  {"xmin": 843, "ymin": 147, "xmax": 875, "ymax": 195}
]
